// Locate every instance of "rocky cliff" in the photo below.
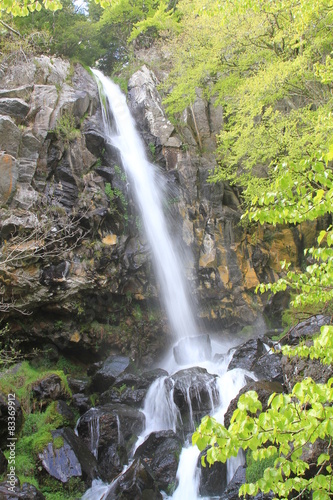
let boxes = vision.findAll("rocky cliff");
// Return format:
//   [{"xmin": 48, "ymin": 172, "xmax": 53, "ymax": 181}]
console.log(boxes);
[{"xmin": 0, "ymin": 55, "xmax": 315, "ymax": 364}]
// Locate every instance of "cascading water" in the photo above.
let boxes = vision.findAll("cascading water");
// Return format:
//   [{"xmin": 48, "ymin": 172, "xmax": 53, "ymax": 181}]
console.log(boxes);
[
  {"xmin": 81, "ymin": 72, "xmax": 252, "ymax": 500},
  {"xmin": 93, "ymin": 69, "xmax": 198, "ymax": 348}
]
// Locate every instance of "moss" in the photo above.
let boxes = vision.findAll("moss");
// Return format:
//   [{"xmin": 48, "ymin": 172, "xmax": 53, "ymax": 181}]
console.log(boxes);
[
  {"xmin": 41, "ymin": 476, "xmax": 86, "ymax": 499},
  {"xmin": 246, "ymin": 450, "xmax": 277, "ymax": 483},
  {"xmin": 53, "ymin": 436, "xmax": 64, "ymax": 450},
  {"xmin": 0, "ymin": 361, "xmax": 71, "ymax": 412}
]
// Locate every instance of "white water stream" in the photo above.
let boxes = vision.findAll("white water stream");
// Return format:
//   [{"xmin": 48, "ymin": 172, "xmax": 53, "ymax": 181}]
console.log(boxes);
[
  {"xmin": 82, "ymin": 72, "xmax": 250, "ymax": 499},
  {"xmin": 93, "ymin": 69, "xmax": 198, "ymax": 347}
]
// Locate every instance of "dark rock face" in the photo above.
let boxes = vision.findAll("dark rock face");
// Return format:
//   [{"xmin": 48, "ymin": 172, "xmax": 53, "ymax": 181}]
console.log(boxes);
[
  {"xmin": 98, "ymin": 443, "xmax": 128, "ymax": 483},
  {"xmin": 198, "ymin": 448, "xmax": 227, "ymax": 496},
  {"xmin": 281, "ymin": 315, "xmax": 333, "ymax": 392},
  {"xmin": 77, "ymin": 404, "xmax": 145, "ymax": 460},
  {"xmin": 220, "ymin": 465, "xmax": 246, "ymax": 500},
  {"xmin": 134, "ymin": 430, "xmax": 182, "ymax": 491},
  {"xmin": 228, "ymin": 337, "xmax": 283, "ymax": 383},
  {"xmin": 0, "ymin": 98, "xmax": 30, "ymax": 119},
  {"xmin": 32, "ymin": 374, "xmax": 68, "ymax": 404},
  {"xmin": 0, "ymin": 480, "xmax": 46, "ymax": 499},
  {"xmin": 224, "ymin": 380, "xmax": 284, "ymax": 429},
  {"xmin": 280, "ymin": 314, "xmax": 331, "ymax": 346},
  {"xmin": 171, "ymin": 367, "xmax": 219, "ymax": 431},
  {"xmin": 104, "ymin": 458, "xmax": 163, "ymax": 500},
  {"xmin": 99, "ymin": 370, "xmax": 168, "ymax": 407},
  {"xmin": 39, "ymin": 427, "xmax": 99, "ymax": 484},
  {"xmin": 91, "ymin": 356, "xmax": 131, "ymax": 392}
]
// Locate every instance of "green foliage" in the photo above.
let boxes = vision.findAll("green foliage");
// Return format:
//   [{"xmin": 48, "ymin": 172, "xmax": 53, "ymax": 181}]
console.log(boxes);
[
  {"xmin": 0, "ymin": 361, "xmax": 71, "ymax": 412},
  {"xmin": 194, "ymin": 378, "xmax": 333, "ymax": 498},
  {"xmin": 246, "ymin": 449, "xmax": 278, "ymax": 484},
  {"xmin": 0, "ymin": 0, "xmax": 110, "ymax": 18},
  {"xmin": 187, "ymin": 5, "xmax": 333, "ymax": 496},
  {"xmin": 53, "ymin": 111, "xmax": 80, "ymax": 144},
  {"xmin": 161, "ymin": 0, "xmax": 333, "ymax": 207}
]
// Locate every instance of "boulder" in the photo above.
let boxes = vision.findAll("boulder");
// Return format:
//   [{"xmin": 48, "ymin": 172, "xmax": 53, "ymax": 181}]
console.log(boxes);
[
  {"xmin": 39, "ymin": 427, "xmax": 98, "ymax": 484},
  {"xmin": 0, "ymin": 153, "xmax": 18, "ymax": 205},
  {"xmin": 104, "ymin": 458, "xmax": 162, "ymax": 500},
  {"xmin": 198, "ymin": 448, "xmax": 227, "ymax": 496},
  {"xmin": 0, "ymin": 116, "xmax": 21, "ymax": 157},
  {"xmin": 99, "ymin": 371, "xmax": 166, "ymax": 407},
  {"xmin": 134, "ymin": 430, "xmax": 182, "ymax": 491},
  {"xmin": 91, "ymin": 356, "xmax": 131, "ymax": 392},
  {"xmin": 0, "ymin": 480, "xmax": 45, "ymax": 499},
  {"xmin": 171, "ymin": 367, "xmax": 219, "ymax": 432},
  {"xmin": 32, "ymin": 374, "xmax": 68, "ymax": 404},
  {"xmin": 282, "ymin": 353, "xmax": 333, "ymax": 393},
  {"xmin": 228, "ymin": 337, "xmax": 283, "ymax": 383},
  {"xmin": 224, "ymin": 380, "xmax": 284, "ymax": 429},
  {"xmin": 281, "ymin": 314, "xmax": 331, "ymax": 346},
  {"xmin": 0, "ymin": 98, "xmax": 30, "ymax": 120},
  {"xmin": 76, "ymin": 404, "xmax": 145, "ymax": 460},
  {"xmin": 72, "ymin": 394, "xmax": 92, "ymax": 415},
  {"xmin": 98, "ymin": 442, "xmax": 128, "ymax": 483},
  {"xmin": 99, "ymin": 386, "xmax": 147, "ymax": 407},
  {"xmin": 219, "ymin": 465, "xmax": 246, "ymax": 500}
]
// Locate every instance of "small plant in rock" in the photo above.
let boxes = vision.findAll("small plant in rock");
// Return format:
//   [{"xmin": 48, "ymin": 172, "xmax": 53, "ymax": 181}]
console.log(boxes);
[
  {"xmin": 54, "ymin": 112, "xmax": 80, "ymax": 144},
  {"xmin": 148, "ymin": 142, "xmax": 156, "ymax": 159}
]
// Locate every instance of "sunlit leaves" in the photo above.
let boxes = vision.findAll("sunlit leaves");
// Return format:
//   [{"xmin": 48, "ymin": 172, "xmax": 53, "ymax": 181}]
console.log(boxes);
[
  {"xmin": 194, "ymin": 375, "xmax": 333, "ymax": 498},
  {"xmin": 0, "ymin": 0, "xmax": 111, "ymax": 16}
]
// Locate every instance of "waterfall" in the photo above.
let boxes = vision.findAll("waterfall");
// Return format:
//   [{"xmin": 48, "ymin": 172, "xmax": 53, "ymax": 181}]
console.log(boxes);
[
  {"xmin": 81, "ymin": 72, "xmax": 252, "ymax": 500},
  {"xmin": 92, "ymin": 69, "xmax": 198, "ymax": 344}
]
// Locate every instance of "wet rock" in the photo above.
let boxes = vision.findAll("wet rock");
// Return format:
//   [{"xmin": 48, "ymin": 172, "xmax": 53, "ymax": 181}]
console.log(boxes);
[
  {"xmin": 0, "ymin": 480, "xmax": 45, "ymax": 499},
  {"xmin": 173, "ymin": 334, "xmax": 212, "ymax": 365},
  {"xmin": 198, "ymin": 448, "xmax": 227, "ymax": 496},
  {"xmin": 55, "ymin": 401, "xmax": 76, "ymax": 427},
  {"xmin": 281, "ymin": 314, "xmax": 331, "ymax": 346},
  {"xmin": 40, "ymin": 261, "xmax": 70, "ymax": 286},
  {"xmin": 134, "ymin": 430, "xmax": 182, "ymax": 491},
  {"xmin": 100, "ymin": 371, "xmax": 166, "ymax": 407},
  {"xmin": 98, "ymin": 443, "xmax": 128, "ymax": 483},
  {"xmin": 77, "ymin": 404, "xmax": 145, "ymax": 459},
  {"xmin": 228, "ymin": 337, "xmax": 283, "ymax": 383},
  {"xmin": 141, "ymin": 369, "xmax": 169, "ymax": 385},
  {"xmin": 32, "ymin": 374, "xmax": 68, "ymax": 404},
  {"xmin": 105, "ymin": 458, "xmax": 162, "ymax": 500},
  {"xmin": 99, "ymin": 386, "xmax": 147, "ymax": 407},
  {"xmin": 224, "ymin": 380, "xmax": 284, "ymax": 429},
  {"xmin": 72, "ymin": 394, "xmax": 92, "ymax": 415},
  {"xmin": 171, "ymin": 367, "xmax": 219, "ymax": 431},
  {"xmin": 39, "ymin": 427, "xmax": 98, "ymax": 484},
  {"xmin": 91, "ymin": 356, "xmax": 131, "ymax": 392},
  {"xmin": 282, "ymin": 352, "xmax": 333, "ymax": 393},
  {"xmin": 67, "ymin": 377, "xmax": 90, "ymax": 394},
  {"xmin": 0, "ymin": 393, "xmax": 23, "ymax": 446}
]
